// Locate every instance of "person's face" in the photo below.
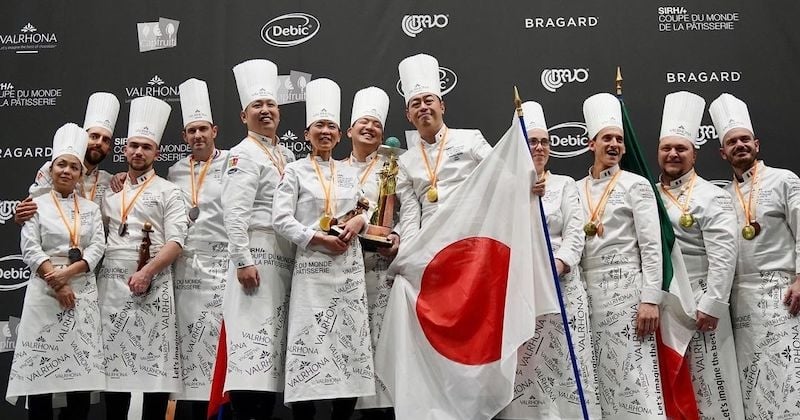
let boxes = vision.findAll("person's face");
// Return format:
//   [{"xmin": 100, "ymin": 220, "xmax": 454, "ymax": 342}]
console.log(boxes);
[
  {"xmin": 124, "ymin": 138, "xmax": 158, "ymax": 171},
  {"xmin": 240, "ymin": 99, "xmax": 280, "ymax": 135},
  {"xmin": 719, "ymin": 127, "xmax": 759, "ymax": 169},
  {"xmin": 305, "ymin": 120, "xmax": 341, "ymax": 155},
  {"xmin": 658, "ymin": 137, "xmax": 696, "ymax": 179},
  {"xmin": 84, "ymin": 126, "xmax": 112, "ymax": 166},
  {"xmin": 589, "ymin": 127, "xmax": 625, "ymax": 168},
  {"xmin": 182, "ymin": 121, "xmax": 218, "ymax": 155},
  {"xmin": 405, "ymin": 94, "xmax": 445, "ymax": 130},
  {"xmin": 347, "ymin": 116, "xmax": 384, "ymax": 150},
  {"xmin": 50, "ymin": 155, "xmax": 82, "ymax": 191},
  {"xmin": 527, "ymin": 128, "xmax": 550, "ymax": 172}
]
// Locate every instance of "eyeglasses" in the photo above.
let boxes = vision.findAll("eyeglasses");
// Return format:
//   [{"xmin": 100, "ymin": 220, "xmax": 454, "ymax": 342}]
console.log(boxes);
[{"xmin": 528, "ymin": 139, "xmax": 551, "ymax": 147}]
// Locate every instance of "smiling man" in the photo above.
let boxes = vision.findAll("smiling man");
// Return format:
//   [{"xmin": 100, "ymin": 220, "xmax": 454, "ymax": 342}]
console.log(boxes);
[
  {"xmin": 578, "ymin": 92, "xmax": 665, "ymax": 418},
  {"xmin": 656, "ymin": 91, "xmax": 744, "ymax": 419},
  {"xmin": 710, "ymin": 93, "xmax": 800, "ymax": 418}
]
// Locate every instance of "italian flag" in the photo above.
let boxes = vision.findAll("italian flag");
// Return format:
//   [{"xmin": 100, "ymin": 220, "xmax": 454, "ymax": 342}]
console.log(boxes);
[{"xmin": 618, "ymin": 95, "xmax": 700, "ymax": 419}]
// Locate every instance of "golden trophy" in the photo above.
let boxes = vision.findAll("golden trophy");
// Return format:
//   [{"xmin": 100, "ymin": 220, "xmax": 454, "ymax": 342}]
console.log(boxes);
[{"xmin": 359, "ymin": 140, "xmax": 405, "ymax": 251}]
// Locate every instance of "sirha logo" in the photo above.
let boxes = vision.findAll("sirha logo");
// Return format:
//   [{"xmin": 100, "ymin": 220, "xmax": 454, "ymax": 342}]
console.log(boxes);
[
  {"xmin": 395, "ymin": 67, "xmax": 458, "ymax": 98},
  {"xmin": 548, "ymin": 122, "xmax": 590, "ymax": 159},
  {"xmin": 261, "ymin": 13, "xmax": 320, "ymax": 47},
  {"xmin": 125, "ymin": 75, "xmax": 179, "ymax": 102},
  {"xmin": 0, "ymin": 23, "xmax": 58, "ymax": 54}
]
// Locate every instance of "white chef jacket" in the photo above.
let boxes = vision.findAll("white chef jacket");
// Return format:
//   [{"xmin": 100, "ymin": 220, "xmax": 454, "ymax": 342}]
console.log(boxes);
[
  {"xmin": 659, "ymin": 170, "xmax": 738, "ymax": 318},
  {"xmin": 395, "ymin": 125, "xmax": 492, "ymax": 240},
  {"xmin": 578, "ymin": 165, "xmax": 663, "ymax": 304},
  {"xmin": 222, "ymin": 132, "xmax": 296, "ymax": 268},
  {"xmin": 724, "ymin": 161, "xmax": 800, "ymax": 276},
  {"xmin": 540, "ymin": 171, "xmax": 585, "ymax": 269},
  {"xmin": 168, "ymin": 149, "xmax": 230, "ymax": 252},
  {"xmin": 30, "ymin": 161, "xmax": 113, "ymax": 208}
]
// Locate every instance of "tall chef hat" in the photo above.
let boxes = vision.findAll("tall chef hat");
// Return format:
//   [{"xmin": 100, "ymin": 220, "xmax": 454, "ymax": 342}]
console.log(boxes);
[
  {"xmin": 398, "ymin": 53, "xmax": 441, "ymax": 105},
  {"xmin": 350, "ymin": 87, "xmax": 390, "ymax": 127},
  {"xmin": 520, "ymin": 101, "xmax": 548, "ymax": 133},
  {"xmin": 52, "ymin": 123, "xmax": 89, "ymax": 168},
  {"xmin": 305, "ymin": 78, "xmax": 340, "ymax": 128},
  {"xmin": 127, "ymin": 96, "xmax": 171, "ymax": 146},
  {"xmin": 583, "ymin": 93, "xmax": 622, "ymax": 139},
  {"xmin": 709, "ymin": 93, "xmax": 753, "ymax": 144},
  {"xmin": 659, "ymin": 91, "xmax": 706, "ymax": 148},
  {"xmin": 83, "ymin": 92, "xmax": 120, "ymax": 134},
  {"xmin": 233, "ymin": 59, "xmax": 279, "ymax": 110},
  {"xmin": 179, "ymin": 78, "xmax": 213, "ymax": 128}
]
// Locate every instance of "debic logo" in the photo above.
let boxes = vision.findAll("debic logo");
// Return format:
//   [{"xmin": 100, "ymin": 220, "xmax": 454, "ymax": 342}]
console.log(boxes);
[
  {"xmin": 548, "ymin": 122, "xmax": 590, "ymax": 159},
  {"xmin": 0, "ymin": 254, "xmax": 30, "ymax": 292},
  {"xmin": 261, "ymin": 13, "xmax": 320, "ymax": 47}
]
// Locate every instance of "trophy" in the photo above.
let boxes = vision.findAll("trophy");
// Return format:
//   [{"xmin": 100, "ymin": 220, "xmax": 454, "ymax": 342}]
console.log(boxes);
[
  {"xmin": 358, "ymin": 139, "xmax": 405, "ymax": 252},
  {"xmin": 138, "ymin": 221, "xmax": 153, "ymax": 272}
]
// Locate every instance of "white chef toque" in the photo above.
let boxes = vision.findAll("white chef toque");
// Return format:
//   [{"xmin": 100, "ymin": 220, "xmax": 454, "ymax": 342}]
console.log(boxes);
[
  {"xmin": 179, "ymin": 78, "xmax": 213, "ymax": 128},
  {"xmin": 305, "ymin": 78, "xmax": 341, "ymax": 128},
  {"xmin": 709, "ymin": 93, "xmax": 753, "ymax": 144},
  {"xmin": 350, "ymin": 86, "xmax": 390, "ymax": 127},
  {"xmin": 52, "ymin": 123, "xmax": 89, "ymax": 168},
  {"xmin": 127, "ymin": 96, "xmax": 171, "ymax": 146},
  {"xmin": 659, "ymin": 91, "xmax": 706, "ymax": 148},
  {"xmin": 583, "ymin": 93, "xmax": 622, "ymax": 139},
  {"xmin": 398, "ymin": 53, "xmax": 441, "ymax": 105},
  {"xmin": 233, "ymin": 59, "xmax": 279, "ymax": 110},
  {"xmin": 83, "ymin": 92, "xmax": 120, "ymax": 135}
]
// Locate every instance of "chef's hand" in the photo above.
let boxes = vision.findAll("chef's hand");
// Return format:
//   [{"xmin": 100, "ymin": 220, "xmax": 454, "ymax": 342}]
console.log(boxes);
[
  {"xmin": 55, "ymin": 285, "xmax": 76, "ymax": 310},
  {"xmin": 554, "ymin": 258, "xmax": 568, "ymax": 277},
  {"xmin": 313, "ymin": 232, "xmax": 348, "ymax": 255},
  {"xmin": 377, "ymin": 233, "xmax": 400, "ymax": 258},
  {"xmin": 237, "ymin": 266, "xmax": 260, "ymax": 292},
  {"xmin": 338, "ymin": 216, "xmax": 366, "ymax": 244},
  {"xmin": 636, "ymin": 303, "xmax": 659, "ymax": 337},
  {"xmin": 128, "ymin": 271, "xmax": 152, "ymax": 295},
  {"xmin": 14, "ymin": 196, "xmax": 37, "ymax": 225},
  {"xmin": 44, "ymin": 267, "xmax": 74, "ymax": 290},
  {"xmin": 531, "ymin": 178, "xmax": 546, "ymax": 197},
  {"xmin": 110, "ymin": 172, "xmax": 127, "ymax": 193},
  {"xmin": 696, "ymin": 311, "xmax": 718, "ymax": 332},
  {"xmin": 783, "ymin": 275, "xmax": 800, "ymax": 316}
]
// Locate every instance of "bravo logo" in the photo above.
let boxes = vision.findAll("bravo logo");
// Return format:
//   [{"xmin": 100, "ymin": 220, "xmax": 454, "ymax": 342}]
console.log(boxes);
[
  {"xmin": 696, "ymin": 124, "xmax": 718, "ymax": 147},
  {"xmin": 0, "ymin": 254, "xmax": 30, "ymax": 292},
  {"xmin": 402, "ymin": 14, "xmax": 449, "ymax": 37},
  {"xmin": 261, "ymin": 13, "xmax": 320, "ymax": 47},
  {"xmin": 396, "ymin": 67, "xmax": 458, "ymax": 98},
  {"xmin": 548, "ymin": 122, "xmax": 590, "ymax": 158},
  {"xmin": 540, "ymin": 68, "xmax": 589, "ymax": 92}
]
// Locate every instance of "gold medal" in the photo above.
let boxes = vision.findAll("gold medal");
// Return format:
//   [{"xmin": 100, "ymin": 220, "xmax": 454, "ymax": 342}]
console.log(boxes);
[
  {"xmin": 742, "ymin": 224, "xmax": 756, "ymax": 240},
  {"xmin": 319, "ymin": 215, "xmax": 332, "ymax": 231},
  {"xmin": 426, "ymin": 187, "xmax": 438, "ymax": 203},
  {"xmin": 679, "ymin": 213, "xmax": 695, "ymax": 228},
  {"xmin": 583, "ymin": 222, "xmax": 598, "ymax": 237}
]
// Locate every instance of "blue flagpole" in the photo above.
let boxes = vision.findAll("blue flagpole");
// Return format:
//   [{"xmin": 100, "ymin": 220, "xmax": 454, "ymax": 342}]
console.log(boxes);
[{"xmin": 515, "ymin": 89, "xmax": 590, "ymax": 420}]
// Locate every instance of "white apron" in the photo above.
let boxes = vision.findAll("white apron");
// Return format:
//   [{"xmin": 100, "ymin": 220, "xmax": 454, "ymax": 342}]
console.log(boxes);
[
  {"xmin": 222, "ymin": 230, "xmax": 294, "ymax": 393},
  {"xmin": 7, "ymin": 263, "xmax": 105, "ymax": 402},
  {"xmin": 284, "ymin": 240, "xmax": 375, "ymax": 403},
  {"xmin": 356, "ymin": 251, "xmax": 393, "ymax": 409},
  {"xmin": 732, "ymin": 270, "xmax": 800, "ymax": 419},
  {"xmin": 582, "ymin": 254, "xmax": 665, "ymax": 419},
  {"xmin": 173, "ymin": 243, "xmax": 229, "ymax": 400},
  {"xmin": 97, "ymin": 249, "xmax": 181, "ymax": 393}
]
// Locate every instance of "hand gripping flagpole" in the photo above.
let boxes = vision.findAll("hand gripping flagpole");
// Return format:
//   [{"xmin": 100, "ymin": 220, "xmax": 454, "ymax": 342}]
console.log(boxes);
[{"xmin": 514, "ymin": 87, "xmax": 590, "ymax": 420}]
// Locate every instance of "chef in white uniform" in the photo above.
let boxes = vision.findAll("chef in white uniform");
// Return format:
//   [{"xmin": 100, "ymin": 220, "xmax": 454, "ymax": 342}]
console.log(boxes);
[
  {"xmin": 274, "ymin": 78, "xmax": 375, "ymax": 420},
  {"xmin": 221, "ymin": 59, "xmax": 296, "ymax": 420},
  {"xmin": 345, "ymin": 87, "xmax": 396, "ymax": 420},
  {"xmin": 7, "ymin": 123, "xmax": 106, "ymax": 420},
  {"xmin": 498, "ymin": 101, "xmax": 602, "ymax": 420},
  {"xmin": 168, "ymin": 78, "xmax": 230, "ymax": 420},
  {"xmin": 394, "ymin": 53, "xmax": 493, "ymax": 241},
  {"xmin": 16, "ymin": 92, "xmax": 119, "ymax": 223},
  {"xmin": 656, "ymin": 91, "xmax": 745, "ymax": 419},
  {"xmin": 710, "ymin": 93, "xmax": 800, "ymax": 419},
  {"xmin": 98, "ymin": 96, "xmax": 188, "ymax": 420},
  {"xmin": 578, "ymin": 93, "xmax": 665, "ymax": 419}
]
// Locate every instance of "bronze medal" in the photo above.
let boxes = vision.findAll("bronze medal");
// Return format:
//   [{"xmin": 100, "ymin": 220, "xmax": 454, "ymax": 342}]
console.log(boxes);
[
  {"xmin": 68, "ymin": 247, "xmax": 82, "ymax": 264},
  {"xmin": 319, "ymin": 215, "xmax": 332, "ymax": 231},
  {"xmin": 679, "ymin": 213, "xmax": 695, "ymax": 228},
  {"xmin": 596, "ymin": 223, "xmax": 605, "ymax": 237},
  {"xmin": 118, "ymin": 222, "xmax": 128, "ymax": 237},
  {"xmin": 188, "ymin": 206, "xmax": 200, "ymax": 221},
  {"xmin": 742, "ymin": 224, "xmax": 756, "ymax": 240},
  {"xmin": 426, "ymin": 187, "xmax": 438, "ymax": 203},
  {"xmin": 751, "ymin": 221, "xmax": 761, "ymax": 237},
  {"xmin": 583, "ymin": 222, "xmax": 598, "ymax": 237}
]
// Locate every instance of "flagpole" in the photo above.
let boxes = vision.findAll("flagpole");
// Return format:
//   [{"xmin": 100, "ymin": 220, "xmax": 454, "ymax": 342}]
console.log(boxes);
[{"xmin": 514, "ymin": 87, "xmax": 590, "ymax": 420}]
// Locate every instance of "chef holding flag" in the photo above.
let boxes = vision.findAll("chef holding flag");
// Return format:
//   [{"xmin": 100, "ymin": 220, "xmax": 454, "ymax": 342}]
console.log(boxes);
[
  {"xmin": 578, "ymin": 93, "xmax": 665, "ymax": 418},
  {"xmin": 98, "ymin": 96, "xmax": 188, "ymax": 419},
  {"xmin": 711, "ymin": 93, "xmax": 800, "ymax": 418},
  {"xmin": 168, "ymin": 78, "xmax": 230, "ymax": 419},
  {"xmin": 655, "ymin": 91, "xmax": 744, "ymax": 419},
  {"xmin": 273, "ymin": 78, "xmax": 375, "ymax": 420}
]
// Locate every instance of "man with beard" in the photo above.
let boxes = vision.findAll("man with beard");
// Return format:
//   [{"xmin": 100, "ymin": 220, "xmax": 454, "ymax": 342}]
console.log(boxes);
[
  {"xmin": 168, "ymin": 78, "xmax": 230, "ymax": 420},
  {"xmin": 16, "ymin": 92, "xmax": 120, "ymax": 222},
  {"xmin": 656, "ymin": 91, "xmax": 744, "ymax": 418},
  {"xmin": 98, "ymin": 95, "xmax": 187, "ymax": 420},
  {"xmin": 578, "ymin": 93, "xmax": 665, "ymax": 418},
  {"xmin": 710, "ymin": 93, "xmax": 800, "ymax": 418}
]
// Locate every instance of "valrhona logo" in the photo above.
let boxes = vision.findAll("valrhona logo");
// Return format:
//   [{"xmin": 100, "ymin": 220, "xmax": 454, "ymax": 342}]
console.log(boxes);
[
  {"xmin": 540, "ymin": 69, "xmax": 589, "ymax": 92},
  {"xmin": 261, "ymin": 13, "xmax": 320, "ymax": 47},
  {"xmin": 0, "ymin": 82, "xmax": 62, "ymax": 107},
  {"xmin": 125, "ymin": 75, "xmax": 179, "ymax": 103},
  {"xmin": 0, "ymin": 254, "xmax": 30, "ymax": 292},
  {"xmin": 0, "ymin": 23, "xmax": 58, "ymax": 54},
  {"xmin": 402, "ymin": 14, "xmax": 449, "ymax": 37},
  {"xmin": 137, "ymin": 17, "xmax": 180, "ymax": 52},
  {"xmin": 548, "ymin": 122, "xmax": 590, "ymax": 159},
  {"xmin": 396, "ymin": 67, "xmax": 458, "ymax": 98}
]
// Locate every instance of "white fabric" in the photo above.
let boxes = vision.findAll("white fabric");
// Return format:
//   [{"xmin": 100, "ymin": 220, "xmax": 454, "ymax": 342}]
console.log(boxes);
[
  {"xmin": 351, "ymin": 86, "xmax": 390, "ymax": 127},
  {"xmin": 709, "ymin": 93, "xmax": 754, "ymax": 143},
  {"xmin": 374, "ymin": 122, "xmax": 558, "ymax": 420},
  {"xmin": 305, "ymin": 78, "xmax": 341, "ymax": 127},
  {"xmin": 52, "ymin": 123, "xmax": 88, "ymax": 167},
  {"xmin": 583, "ymin": 93, "xmax": 622, "ymax": 139},
  {"xmin": 179, "ymin": 78, "xmax": 213, "ymax": 127},
  {"xmin": 398, "ymin": 53, "xmax": 441, "ymax": 104},
  {"xmin": 659, "ymin": 91, "xmax": 705, "ymax": 144},
  {"xmin": 7, "ymin": 194, "xmax": 106, "ymax": 402},
  {"xmin": 222, "ymin": 132, "xmax": 295, "ymax": 268},
  {"xmin": 396, "ymin": 125, "xmax": 493, "ymax": 241},
  {"xmin": 83, "ymin": 91, "xmax": 120, "ymax": 133},
  {"xmin": 30, "ymin": 162, "xmax": 113, "ymax": 208},
  {"xmin": 233, "ymin": 59, "xmax": 279, "ymax": 109},
  {"xmin": 127, "ymin": 96, "xmax": 171, "ymax": 146},
  {"xmin": 578, "ymin": 165, "xmax": 664, "ymax": 304},
  {"xmin": 520, "ymin": 101, "xmax": 547, "ymax": 133}
]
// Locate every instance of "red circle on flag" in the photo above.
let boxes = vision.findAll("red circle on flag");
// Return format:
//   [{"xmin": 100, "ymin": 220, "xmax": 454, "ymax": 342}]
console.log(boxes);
[{"xmin": 416, "ymin": 236, "xmax": 511, "ymax": 365}]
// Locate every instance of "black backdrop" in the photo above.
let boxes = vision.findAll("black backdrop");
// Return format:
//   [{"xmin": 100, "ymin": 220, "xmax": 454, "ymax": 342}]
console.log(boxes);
[{"xmin": 2, "ymin": 1, "xmax": 800, "ymax": 418}]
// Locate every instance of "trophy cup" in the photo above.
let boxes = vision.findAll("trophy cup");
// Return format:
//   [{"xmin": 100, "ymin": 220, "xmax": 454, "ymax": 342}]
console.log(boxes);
[
  {"xmin": 358, "ymin": 140, "xmax": 405, "ymax": 252},
  {"xmin": 137, "ymin": 221, "xmax": 153, "ymax": 271}
]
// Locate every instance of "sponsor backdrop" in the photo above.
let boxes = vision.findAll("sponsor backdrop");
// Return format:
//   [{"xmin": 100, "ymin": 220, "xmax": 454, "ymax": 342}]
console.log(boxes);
[{"xmin": 1, "ymin": 0, "xmax": 799, "ymax": 417}]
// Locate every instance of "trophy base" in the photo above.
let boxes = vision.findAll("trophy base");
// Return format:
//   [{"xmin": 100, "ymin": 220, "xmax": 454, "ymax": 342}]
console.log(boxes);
[{"xmin": 358, "ymin": 233, "xmax": 393, "ymax": 252}]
